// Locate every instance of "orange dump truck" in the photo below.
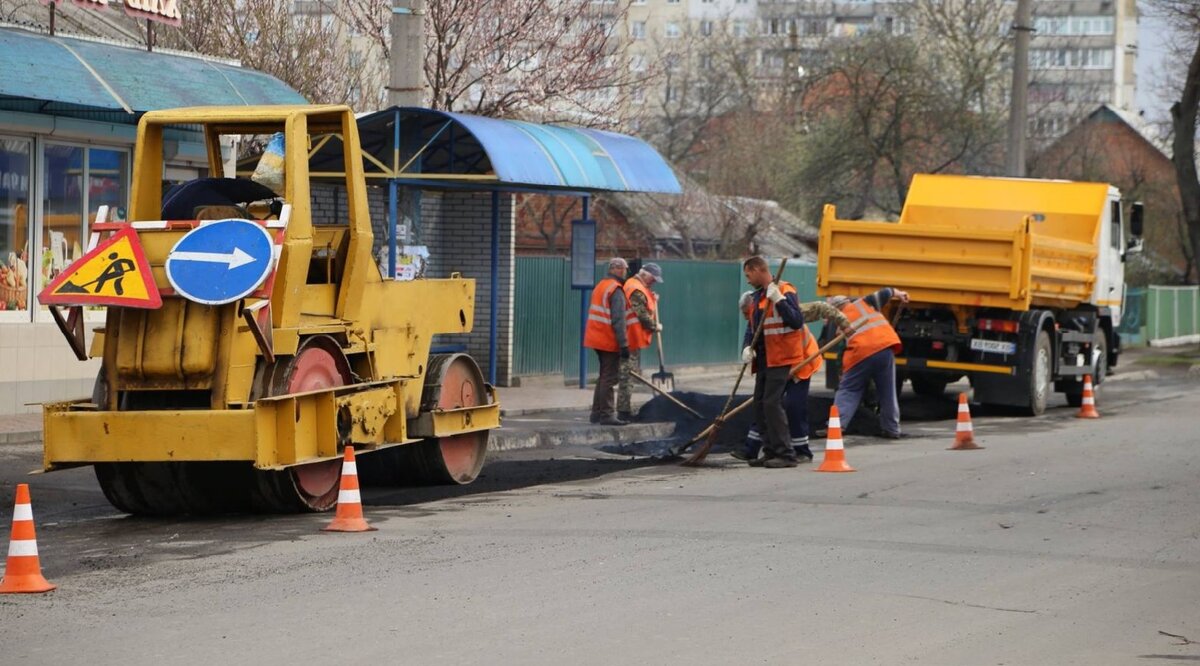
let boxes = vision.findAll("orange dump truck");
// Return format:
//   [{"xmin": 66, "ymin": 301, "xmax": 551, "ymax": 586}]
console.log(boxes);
[{"xmin": 817, "ymin": 174, "xmax": 1144, "ymax": 415}]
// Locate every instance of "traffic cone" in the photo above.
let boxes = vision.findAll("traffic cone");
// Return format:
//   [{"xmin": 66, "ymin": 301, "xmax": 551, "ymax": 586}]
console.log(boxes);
[
  {"xmin": 815, "ymin": 405, "xmax": 855, "ymax": 473},
  {"xmin": 322, "ymin": 447, "xmax": 376, "ymax": 533},
  {"xmin": 0, "ymin": 484, "xmax": 56, "ymax": 594},
  {"xmin": 949, "ymin": 393, "xmax": 983, "ymax": 450},
  {"xmin": 1077, "ymin": 374, "xmax": 1100, "ymax": 419}
]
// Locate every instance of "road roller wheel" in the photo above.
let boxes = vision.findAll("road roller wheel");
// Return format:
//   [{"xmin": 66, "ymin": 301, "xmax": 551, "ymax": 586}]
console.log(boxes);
[
  {"xmin": 248, "ymin": 336, "xmax": 352, "ymax": 513},
  {"xmin": 363, "ymin": 354, "xmax": 490, "ymax": 487},
  {"xmin": 91, "ymin": 372, "xmax": 253, "ymax": 516}
]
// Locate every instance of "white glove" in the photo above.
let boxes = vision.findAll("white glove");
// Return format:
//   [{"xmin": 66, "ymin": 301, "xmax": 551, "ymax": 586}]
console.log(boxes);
[
  {"xmin": 765, "ymin": 283, "xmax": 784, "ymax": 303},
  {"xmin": 741, "ymin": 346, "xmax": 755, "ymax": 363},
  {"xmin": 656, "ymin": 322, "xmax": 665, "ymax": 332}
]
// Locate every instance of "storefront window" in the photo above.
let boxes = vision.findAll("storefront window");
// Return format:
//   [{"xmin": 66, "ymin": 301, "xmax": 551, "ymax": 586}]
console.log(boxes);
[
  {"xmin": 41, "ymin": 144, "xmax": 85, "ymax": 297},
  {"xmin": 36, "ymin": 143, "xmax": 129, "ymax": 316},
  {"xmin": 0, "ymin": 137, "xmax": 32, "ymax": 316}
]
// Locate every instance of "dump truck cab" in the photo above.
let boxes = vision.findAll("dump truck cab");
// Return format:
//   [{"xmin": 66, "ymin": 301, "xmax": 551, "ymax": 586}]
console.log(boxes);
[
  {"xmin": 818, "ymin": 174, "xmax": 1144, "ymax": 415},
  {"xmin": 41, "ymin": 105, "xmax": 500, "ymax": 514}
]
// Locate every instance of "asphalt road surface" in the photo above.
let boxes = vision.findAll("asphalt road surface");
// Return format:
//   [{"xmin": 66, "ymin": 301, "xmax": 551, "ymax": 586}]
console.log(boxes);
[{"xmin": 1, "ymin": 365, "xmax": 1198, "ymax": 665}]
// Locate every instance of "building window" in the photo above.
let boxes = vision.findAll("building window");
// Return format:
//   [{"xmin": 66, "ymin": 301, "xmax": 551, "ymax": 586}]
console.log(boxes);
[
  {"xmin": 666, "ymin": 54, "xmax": 681, "ymax": 71},
  {"xmin": 1030, "ymin": 48, "xmax": 1114, "ymax": 70},
  {"xmin": 632, "ymin": 88, "xmax": 645, "ymax": 105},
  {"xmin": 631, "ymin": 20, "xmax": 646, "ymax": 40},
  {"xmin": 733, "ymin": 20, "xmax": 749, "ymax": 37},
  {"xmin": 665, "ymin": 85, "xmax": 677, "ymax": 103},
  {"xmin": 630, "ymin": 53, "xmax": 647, "ymax": 72},
  {"xmin": 37, "ymin": 143, "xmax": 129, "ymax": 315},
  {"xmin": 0, "ymin": 137, "xmax": 32, "ymax": 317},
  {"xmin": 665, "ymin": 22, "xmax": 680, "ymax": 38},
  {"xmin": 700, "ymin": 20, "xmax": 713, "ymax": 36},
  {"xmin": 1033, "ymin": 15, "xmax": 1114, "ymax": 36},
  {"xmin": 699, "ymin": 53, "xmax": 713, "ymax": 70}
]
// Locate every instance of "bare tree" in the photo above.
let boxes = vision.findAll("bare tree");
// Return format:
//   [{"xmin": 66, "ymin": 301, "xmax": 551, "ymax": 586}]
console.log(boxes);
[
  {"xmin": 158, "ymin": 0, "xmax": 356, "ymax": 104},
  {"xmin": 639, "ymin": 18, "xmax": 756, "ymax": 166},
  {"xmin": 326, "ymin": 0, "xmax": 644, "ymax": 125},
  {"xmin": 1149, "ymin": 0, "xmax": 1200, "ymax": 284}
]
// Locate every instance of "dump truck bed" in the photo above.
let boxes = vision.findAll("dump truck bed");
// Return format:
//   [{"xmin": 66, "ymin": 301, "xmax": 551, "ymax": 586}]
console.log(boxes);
[{"xmin": 817, "ymin": 175, "xmax": 1111, "ymax": 310}]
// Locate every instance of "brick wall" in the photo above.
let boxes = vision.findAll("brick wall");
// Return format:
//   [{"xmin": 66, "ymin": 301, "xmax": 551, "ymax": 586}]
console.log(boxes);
[
  {"xmin": 421, "ymin": 191, "xmax": 515, "ymax": 386},
  {"xmin": 309, "ymin": 184, "xmax": 515, "ymax": 386}
]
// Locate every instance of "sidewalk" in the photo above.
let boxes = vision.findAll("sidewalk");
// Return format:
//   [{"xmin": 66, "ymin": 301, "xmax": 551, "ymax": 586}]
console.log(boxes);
[{"xmin": 0, "ymin": 413, "xmax": 41, "ymax": 445}]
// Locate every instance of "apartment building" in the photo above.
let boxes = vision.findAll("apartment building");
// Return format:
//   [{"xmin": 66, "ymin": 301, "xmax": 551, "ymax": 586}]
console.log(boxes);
[{"xmin": 625, "ymin": 0, "xmax": 1137, "ymax": 141}]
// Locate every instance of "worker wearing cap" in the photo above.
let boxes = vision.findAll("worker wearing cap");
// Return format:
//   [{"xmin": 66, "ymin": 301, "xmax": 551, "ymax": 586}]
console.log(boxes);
[
  {"xmin": 729, "ymin": 282, "xmax": 854, "ymax": 463},
  {"xmin": 827, "ymin": 288, "xmax": 909, "ymax": 438},
  {"xmin": 584, "ymin": 258, "xmax": 631, "ymax": 426},
  {"xmin": 618, "ymin": 262, "xmax": 664, "ymax": 422}
]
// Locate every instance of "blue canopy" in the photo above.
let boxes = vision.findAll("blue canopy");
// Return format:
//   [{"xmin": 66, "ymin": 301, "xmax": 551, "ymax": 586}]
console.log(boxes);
[
  {"xmin": 0, "ymin": 27, "xmax": 305, "ymax": 120},
  {"xmin": 310, "ymin": 107, "xmax": 680, "ymax": 195}
]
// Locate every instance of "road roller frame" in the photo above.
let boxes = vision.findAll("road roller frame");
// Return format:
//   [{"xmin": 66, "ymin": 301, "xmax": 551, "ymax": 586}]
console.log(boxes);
[{"xmin": 40, "ymin": 105, "xmax": 500, "ymax": 511}]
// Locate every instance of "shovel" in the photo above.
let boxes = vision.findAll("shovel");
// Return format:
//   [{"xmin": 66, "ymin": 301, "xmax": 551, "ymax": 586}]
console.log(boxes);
[{"xmin": 651, "ymin": 328, "xmax": 675, "ymax": 393}]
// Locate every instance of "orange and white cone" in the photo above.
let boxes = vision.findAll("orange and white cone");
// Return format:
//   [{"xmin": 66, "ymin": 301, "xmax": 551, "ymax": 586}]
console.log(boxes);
[
  {"xmin": 1077, "ymin": 374, "xmax": 1100, "ymax": 419},
  {"xmin": 0, "ymin": 484, "xmax": 55, "ymax": 594},
  {"xmin": 322, "ymin": 446, "xmax": 376, "ymax": 533},
  {"xmin": 815, "ymin": 405, "xmax": 855, "ymax": 473},
  {"xmin": 949, "ymin": 393, "xmax": 983, "ymax": 450}
]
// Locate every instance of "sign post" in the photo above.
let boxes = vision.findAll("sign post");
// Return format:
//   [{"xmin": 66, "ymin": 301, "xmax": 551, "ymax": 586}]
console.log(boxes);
[{"xmin": 571, "ymin": 198, "xmax": 596, "ymax": 390}]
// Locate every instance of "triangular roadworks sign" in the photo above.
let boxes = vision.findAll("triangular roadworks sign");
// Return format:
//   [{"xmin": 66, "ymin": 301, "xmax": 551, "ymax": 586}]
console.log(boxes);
[{"xmin": 39, "ymin": 226, "xmax": 162, "ymax": 309}]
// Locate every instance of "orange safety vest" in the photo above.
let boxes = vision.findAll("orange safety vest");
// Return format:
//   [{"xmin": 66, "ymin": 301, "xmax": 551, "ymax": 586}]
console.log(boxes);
[
  {"xmin": 839, "ymin": 297, "xmax": 902, "ymax": 372},
  {"xmin": 757, "ymin": 282, "xmax": 822, "ymax": 379},
  {"xmin": 622, "ymin": 277, "xmax": 657, "ymax": 351},
  {"xmin": 583, "ymin": 277, "xmax": 625, "ymax": 352}
]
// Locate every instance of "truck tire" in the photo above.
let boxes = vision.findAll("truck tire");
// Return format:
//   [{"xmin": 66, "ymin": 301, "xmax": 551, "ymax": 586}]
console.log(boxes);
[
  {"xmin": 1026, "ymin": 330, "xmax": 1052, "ymax": 416},
  {"xmin": 1066, "ymin": 330, "xmax": 1106, "ymax": 407}
]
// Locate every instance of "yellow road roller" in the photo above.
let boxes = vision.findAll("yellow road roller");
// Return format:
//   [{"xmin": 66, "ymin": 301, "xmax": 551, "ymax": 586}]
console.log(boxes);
[{"xmin": 39, "ymin": 105, "xmax": 500, "ymax": 514}]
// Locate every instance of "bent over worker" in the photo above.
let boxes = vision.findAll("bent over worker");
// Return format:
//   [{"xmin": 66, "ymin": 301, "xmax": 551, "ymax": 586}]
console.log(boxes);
[
  {"xmin": 735, "ymin": 290, "xmax": 851, "ymax": 463},
  {"xmin": 618, "ymin": 262, "xmax": 663, "ymax": 422},
  {"xmin": 828, "ymin": 288, "xmax": 909, "ymax": 438},
  {"xmin": 583, "ymin": 258, "xmax": 630, "ymax": 426}
]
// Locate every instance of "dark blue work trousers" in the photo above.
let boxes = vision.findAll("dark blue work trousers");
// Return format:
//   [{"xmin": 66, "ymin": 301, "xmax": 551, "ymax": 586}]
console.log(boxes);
[{"xmin": 833, "ymin": 348, "xmax": 901, "ymax": 436}]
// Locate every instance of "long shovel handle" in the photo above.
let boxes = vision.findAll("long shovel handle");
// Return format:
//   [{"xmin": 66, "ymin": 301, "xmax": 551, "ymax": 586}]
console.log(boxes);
[
  {"xmin": 655, "ymin": 328, "xmax": 668, "ymax": 372},
  {"xmin": 630, "ymin": 371, "xmax": 702, "ymax": 419},
  {"xmin": 681, "ymin": 258, "xmax": 788, "ymax": 465}
]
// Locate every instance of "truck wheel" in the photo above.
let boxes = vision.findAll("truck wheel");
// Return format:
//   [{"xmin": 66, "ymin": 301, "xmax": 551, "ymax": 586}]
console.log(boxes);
[
  {"xmin": 910, "ymin": 375, "xmax": 948, "ymax": 398},
  {"xmin": 1026, "ymin": 330, "xmax": 1052, "ymax": 416},
  {"xmin": 1065, "ymin": 330, "xmax": 1106, "ymax": 407}
]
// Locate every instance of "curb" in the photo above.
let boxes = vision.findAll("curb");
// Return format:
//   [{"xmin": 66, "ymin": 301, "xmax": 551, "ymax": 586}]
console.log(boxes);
[
  {"xmin": 490, "ymin": 421, "xmax": 675, "ymax": 452},
  {"xmin": 0, "ymin": 431, "xmax": 41, "ymax": 446}
]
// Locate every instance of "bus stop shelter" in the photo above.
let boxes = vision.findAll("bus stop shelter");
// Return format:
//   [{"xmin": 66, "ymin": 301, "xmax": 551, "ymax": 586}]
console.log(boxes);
[{"xmin": 308, "ymin": 106, "xmax": 680, "ymax": 385}]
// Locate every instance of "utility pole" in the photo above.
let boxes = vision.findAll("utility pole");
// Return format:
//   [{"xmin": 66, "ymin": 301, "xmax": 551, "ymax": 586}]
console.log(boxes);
[
  {"xmin": 388, "ymin": 0, "xmax": 426, "ymax": 108},
  {"xmin": 1005, "ymin": 0, "xmax": 1033, "ymax": 177}
]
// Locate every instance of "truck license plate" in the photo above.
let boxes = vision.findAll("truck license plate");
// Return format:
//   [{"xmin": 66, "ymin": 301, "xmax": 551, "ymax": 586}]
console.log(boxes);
[{"xmin": 970, "ymin": 338, "xmax": 1017, "ymax": 355}]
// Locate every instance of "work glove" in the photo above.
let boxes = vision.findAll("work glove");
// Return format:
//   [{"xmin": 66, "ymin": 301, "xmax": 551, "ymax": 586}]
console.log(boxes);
[
  {"xmin": 656, "ymin": 322, "xmax": 665, "ymax": 332},
  {"xmin": 741, "ymin": 346, "xmax": 755, "ymax": 364},
  {"xmin": 620, "ymin": 347, "xmax": 630, "ymax": 360},
  {"xmin": 840, "ymin": 324, "xmax": 855, "ymax": 338},
  {"xmin": 765, "ymin": 283, "xmax": 784, "ymax": 303}
]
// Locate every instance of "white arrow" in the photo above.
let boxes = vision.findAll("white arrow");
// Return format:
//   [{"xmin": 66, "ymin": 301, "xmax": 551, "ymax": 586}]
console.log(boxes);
[{"xmin": 170, "ymin": 247, "xmax": 255, "ymax": 270}]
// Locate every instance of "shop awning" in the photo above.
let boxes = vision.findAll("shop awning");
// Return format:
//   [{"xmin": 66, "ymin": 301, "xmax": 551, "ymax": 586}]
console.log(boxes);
[
  {"xmin": 308, "ymin": 107, "xmax": 681, "ymax": 194},
  {"xmin": 0, "ymin": 27, "xmax": 305, "ymax": 119}
]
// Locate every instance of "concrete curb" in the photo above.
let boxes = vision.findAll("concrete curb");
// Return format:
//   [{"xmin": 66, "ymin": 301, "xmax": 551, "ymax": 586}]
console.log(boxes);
[
  {"xmin": 490, "ymin": 421, "xmax": 675, "ymax": 452},
  {"xmin": 0, "ymin": 431, "xmax": 40, "ymax": 446}
]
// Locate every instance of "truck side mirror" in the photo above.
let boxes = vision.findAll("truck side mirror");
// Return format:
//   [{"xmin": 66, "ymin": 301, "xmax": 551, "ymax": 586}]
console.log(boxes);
[{"xmin": 1130, "ymin": 202, "xmax": 1144, "ymax": 237}]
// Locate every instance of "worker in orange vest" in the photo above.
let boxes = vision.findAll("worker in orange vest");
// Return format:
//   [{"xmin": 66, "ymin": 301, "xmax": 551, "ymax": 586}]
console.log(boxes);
[
  {"xmin": 618, "ymin": 262, "xmax": 663, "ymax": 422},
  {"xmin": 827, "ymin": 288, "xmax": 909, "ymax": 438},
  {"xmin": 584, "ymin": 258, "xmax": 631, "ymax": 426},
  {"xmin": 733, "ymin": 288, "xmax": 852, "ymax": 463}
]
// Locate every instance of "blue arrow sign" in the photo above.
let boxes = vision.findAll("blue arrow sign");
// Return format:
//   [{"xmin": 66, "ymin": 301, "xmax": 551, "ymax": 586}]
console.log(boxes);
[{"xmin": 165, "ymin": 219, "xmax": 275, "ymax": 305}]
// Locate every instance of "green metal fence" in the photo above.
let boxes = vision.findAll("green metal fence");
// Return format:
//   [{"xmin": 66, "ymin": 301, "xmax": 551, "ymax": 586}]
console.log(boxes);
[
  {"xmin": 1147, "ymin": 285, "xmax": 1200, "ymax": 346},
  {"xmin": 513, "ymin": 258, "xmax": 821, "ymax": 379}
]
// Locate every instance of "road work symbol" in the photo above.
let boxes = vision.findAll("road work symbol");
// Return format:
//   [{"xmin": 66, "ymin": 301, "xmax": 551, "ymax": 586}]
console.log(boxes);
[
  {"xmin": 166, "ymin": 219, "xmax": 275, "ymax": 305},
  {"xmin": 39, "ymin": 226, "xmax": 162, "ymax": 309}
]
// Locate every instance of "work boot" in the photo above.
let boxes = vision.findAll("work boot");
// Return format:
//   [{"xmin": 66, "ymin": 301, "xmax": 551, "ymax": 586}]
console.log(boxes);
[
  {"xmin": 617, "ymin": 410, "xmax": 636, "ymax": 423},
  {"xmin": 597, "ymin": 415, "xmax": 627, "ymax": 427},
  {"xmin": 747, "ymin": 456, "xmax": 772, "ymax": 467},
  {"xmin": 794, "ymin": 446, "xmax": 814, "ymax": 462},
  {"xmin": 877, "ymin": 431, "xmax": 908, "ymax": 440},
  {"xmin": 730, "ymin": 448, "xmax": 757, "ymax": 462},
  {"xmin": 763, "ymin": 456, "xmax": 800, "ymax": 469}
]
